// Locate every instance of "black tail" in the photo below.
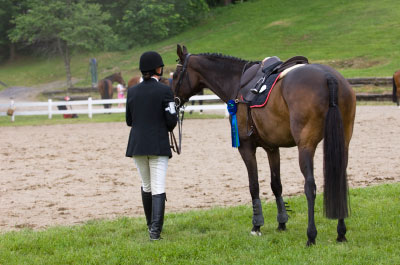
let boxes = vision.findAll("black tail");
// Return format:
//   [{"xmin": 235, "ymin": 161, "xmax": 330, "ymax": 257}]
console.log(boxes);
[
  {"xmin": 103, "ymin": 80, "xmax": 111, "ymax": 109},
  {"xmin": 323, "ymin": 74, "xmax": 348, "ymax": 219},
  {"xmin": 392, "ymin": 77, "xmax": 397, "ymax": 103}
]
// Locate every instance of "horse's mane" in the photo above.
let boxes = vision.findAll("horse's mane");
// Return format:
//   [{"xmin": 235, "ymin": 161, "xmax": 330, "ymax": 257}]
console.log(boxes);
[
  {"xmin": 197, "ymin": 53, "xmax": 259, "ymax": 65},
  {"xmin": 104, "ymin": 73, "xmax": 118, "ymax": 80}
]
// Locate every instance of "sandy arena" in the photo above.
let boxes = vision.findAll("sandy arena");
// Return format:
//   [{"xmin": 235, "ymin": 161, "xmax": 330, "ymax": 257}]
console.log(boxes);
[{"xmin": 0, "ymin": 105, "xmax": 399, "ymax": 231}]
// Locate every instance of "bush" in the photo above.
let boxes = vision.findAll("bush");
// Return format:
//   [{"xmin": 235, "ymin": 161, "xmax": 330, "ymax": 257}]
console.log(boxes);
[{"xmin": 115, "ymin": 0, "xmax": 209, "ymax": 48}]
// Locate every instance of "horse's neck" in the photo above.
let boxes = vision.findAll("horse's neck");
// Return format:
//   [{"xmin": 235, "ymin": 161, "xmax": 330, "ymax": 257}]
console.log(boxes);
[
  {"xmin": 106, "ymin": 75, "xmax": 116, "ymax": 82},
  {"xmin": 194, "ymin": 57, "xmax": 243, "ymax": 102}
]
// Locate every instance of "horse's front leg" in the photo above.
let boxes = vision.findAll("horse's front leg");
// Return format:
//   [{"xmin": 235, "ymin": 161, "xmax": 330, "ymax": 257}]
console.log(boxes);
[
  {"xmin": 264, "ymin": 147, "xmax": 288, "ymax": 231},
  {"xmin": 298, "ymin": 146, "xmax": 318, "ymax": 246},
  {"xmin": 238, "ymin": 140, "xmax": 263, "ymax": 236}
]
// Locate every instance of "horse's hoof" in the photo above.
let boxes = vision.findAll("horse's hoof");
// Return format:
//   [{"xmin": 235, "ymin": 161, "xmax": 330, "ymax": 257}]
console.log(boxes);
[
  {"xmin": 250, "ymin": 230, "xmax": 262, "ymax": 236},
  {"xmin": 336, "ymin": 236, "xmax": 347, "ymax": 243},
  {"xmin": 277, "ymin": 223, "xmax": 286, "ymax": 231},
  {"xmin": 306, "ymin": 239, "xmax": 316, "ymax": 247}
]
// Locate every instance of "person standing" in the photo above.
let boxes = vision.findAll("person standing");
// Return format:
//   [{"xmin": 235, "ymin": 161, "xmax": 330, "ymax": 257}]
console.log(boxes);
[
  {"xmin": 125, "ymin": 51, "xmax": 177, "ymax": 240},
  {"xmin": 116, "ymin": 83, "xmax": 125, "ymax": 108}
]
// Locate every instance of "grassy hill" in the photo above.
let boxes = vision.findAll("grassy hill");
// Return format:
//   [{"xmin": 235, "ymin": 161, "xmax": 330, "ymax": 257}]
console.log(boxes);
[{"xmin": 0, "ymin": 0, "xmax": 399, "ymax": 90}]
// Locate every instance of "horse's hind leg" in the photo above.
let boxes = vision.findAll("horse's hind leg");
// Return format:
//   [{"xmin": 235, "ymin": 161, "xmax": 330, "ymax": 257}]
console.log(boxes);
[
  {"xmin": 264, "ymin": 147, "xmax": 288, "ymax": 231},
  {"xmin": 298, "ymin": 146, "xmax": 318, "ymax": 246},
  {"xmin": 238, "ymin": 140, "xmax": 264, "ymax": 236}
]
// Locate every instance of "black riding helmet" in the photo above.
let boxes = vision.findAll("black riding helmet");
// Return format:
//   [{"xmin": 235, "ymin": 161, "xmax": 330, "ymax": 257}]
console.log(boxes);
[{"xmin": 139, "ymin": 51, "xmax": 164, "ymax": 75}]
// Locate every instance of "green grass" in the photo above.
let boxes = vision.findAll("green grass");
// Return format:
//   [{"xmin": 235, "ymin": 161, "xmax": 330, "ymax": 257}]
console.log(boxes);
[
  {"xmin": 1, "ymin": 0, "xmax": 399, "ymax": 92},
  {"xmin": 0, "ymin": 183, "xmax": 399, "ymax": 264},
  {"xmin": 0, "ymin": 111, "xmax": 225, "ymax": 127}
]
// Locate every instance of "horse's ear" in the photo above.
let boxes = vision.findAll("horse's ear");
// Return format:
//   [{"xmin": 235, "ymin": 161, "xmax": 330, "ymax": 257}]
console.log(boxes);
[
  {"xmin": 182, "ymin": 45, "xmax": 188, "ymax": 54},
  {"xmin": 177, "ymin": 44, "xmax": 184, "ymax": 62}
]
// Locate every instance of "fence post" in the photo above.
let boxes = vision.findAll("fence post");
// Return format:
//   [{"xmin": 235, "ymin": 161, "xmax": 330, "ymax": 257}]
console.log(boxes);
[
  {"xmin": 10, "ymin": 100, "xmax": 15, "ymax": 122},
  {"xmin": 88, "ymin": 97, "xmax": 92, "ymax": 118},
  {"xmin": 48, "ymin": 99, "xmax": 52, "ymax": 119},
  {"xmin": 224, "ymin": 103, "xmax": 229, "ymax": 117}
]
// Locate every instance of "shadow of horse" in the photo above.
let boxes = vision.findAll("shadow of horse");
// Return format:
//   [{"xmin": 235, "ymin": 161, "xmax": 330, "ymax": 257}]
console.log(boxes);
[
  {"xmin": 98, "ymin": 72, "xmax": 126, "ymax": 108},
  {"xmin": 393, "ymin": 70, "xmax": 400, "ymax": 106}
]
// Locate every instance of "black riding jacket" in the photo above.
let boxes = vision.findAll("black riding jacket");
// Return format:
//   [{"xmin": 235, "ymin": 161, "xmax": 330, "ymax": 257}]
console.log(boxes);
[{"xmin": 125, "ymin": 78, "xmax": 177, "ymax": 158}]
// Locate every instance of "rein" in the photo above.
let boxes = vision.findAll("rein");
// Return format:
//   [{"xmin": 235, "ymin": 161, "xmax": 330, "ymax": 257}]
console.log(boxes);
[
  {"xmin": 170, "ymin": 107, "xmax": 185, "ymax": 154},
  {"xmin": 171, "ymin": 53, "xmax": 192, "ymax": 155}
]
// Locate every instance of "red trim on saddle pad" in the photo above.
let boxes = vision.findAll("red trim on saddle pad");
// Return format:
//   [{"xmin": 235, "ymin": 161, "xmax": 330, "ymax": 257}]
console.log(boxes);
[{"xmin": 250, "ymin": 73, "xmax": 282, "ymax": 108}]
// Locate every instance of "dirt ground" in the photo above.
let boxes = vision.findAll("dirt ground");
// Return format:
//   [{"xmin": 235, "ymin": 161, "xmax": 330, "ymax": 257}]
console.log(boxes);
[{"xmin": 0, "ymin": 105, "xmax": 399, "ymax": 231}]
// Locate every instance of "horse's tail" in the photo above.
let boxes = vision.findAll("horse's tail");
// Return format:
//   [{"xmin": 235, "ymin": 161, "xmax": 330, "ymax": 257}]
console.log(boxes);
[
  {"xmin": 392, "ymin": 76, "xmax": 397, "ymax": 103},
  {"xmin": 323, "ymin": 73, "xmax": 348, "ymax": 219}
]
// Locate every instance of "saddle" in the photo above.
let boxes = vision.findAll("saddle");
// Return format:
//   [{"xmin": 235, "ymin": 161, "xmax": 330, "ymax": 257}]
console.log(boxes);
[{"xmin": 239, "ymin": 56, "xmax": 309, "ymax": 103}]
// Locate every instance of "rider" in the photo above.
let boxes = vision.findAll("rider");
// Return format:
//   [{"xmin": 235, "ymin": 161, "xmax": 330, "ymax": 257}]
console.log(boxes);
[{"xmin": 125, "ymin": 51, "xmax": 177, "ymax": 240}]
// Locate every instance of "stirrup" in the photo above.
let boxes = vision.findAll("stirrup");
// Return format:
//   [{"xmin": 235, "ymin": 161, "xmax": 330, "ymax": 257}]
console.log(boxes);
[{"xmin": 250, "ymin": 88, "xmax": 259, "ymax": 94}]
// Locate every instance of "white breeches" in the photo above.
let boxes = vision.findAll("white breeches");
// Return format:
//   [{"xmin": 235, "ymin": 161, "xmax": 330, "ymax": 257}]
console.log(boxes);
[{"xmin": 133, "ymin": 156, "xmax": 169, "ymax": 195}]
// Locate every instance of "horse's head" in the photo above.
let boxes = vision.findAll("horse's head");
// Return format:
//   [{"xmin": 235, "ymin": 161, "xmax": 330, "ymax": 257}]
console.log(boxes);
[
  {"xmin": 115, "ymin": 72, "xmax": 126, "ymax": 87},
  {"xmin": 172, "ymin": 44, "xmax": 203, "ymax": 108}
]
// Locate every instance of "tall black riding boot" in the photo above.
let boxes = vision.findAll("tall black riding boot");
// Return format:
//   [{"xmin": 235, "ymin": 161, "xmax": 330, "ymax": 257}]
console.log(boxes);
[
  {"xmin": 150, "ymin": 193, "xmax": 166, "ymax": 240},
  {"xmin": 141, "ymin": 187, "xmax": 152, "ymax": 232}
]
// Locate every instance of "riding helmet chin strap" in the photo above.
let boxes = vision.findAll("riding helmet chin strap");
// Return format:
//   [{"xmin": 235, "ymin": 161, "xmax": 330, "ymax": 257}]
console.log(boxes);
[{"xmin": 155, "ymin": 68, "xmax": 164, "ymax": 77}]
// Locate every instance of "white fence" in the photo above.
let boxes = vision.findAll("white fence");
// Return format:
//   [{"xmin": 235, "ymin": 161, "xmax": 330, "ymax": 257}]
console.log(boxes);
[{"xmin": 0, "ymin": 95, "xmax": 228, "ymax": 121}]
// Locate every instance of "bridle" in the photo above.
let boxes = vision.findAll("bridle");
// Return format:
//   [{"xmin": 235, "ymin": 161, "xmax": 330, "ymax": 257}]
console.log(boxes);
[
  {"xmin": 174, "ymin": 53, "xmax": 192, "ymax": 107},
  {"xmin": 170, "ymin": 53, "xmax": 192, "ymax": 155}
]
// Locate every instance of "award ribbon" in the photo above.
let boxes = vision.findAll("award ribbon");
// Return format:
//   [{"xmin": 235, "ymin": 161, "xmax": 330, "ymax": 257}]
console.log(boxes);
[{"xmin": 227, "ymin": 100, "xmax": 240, "ymax": 148}]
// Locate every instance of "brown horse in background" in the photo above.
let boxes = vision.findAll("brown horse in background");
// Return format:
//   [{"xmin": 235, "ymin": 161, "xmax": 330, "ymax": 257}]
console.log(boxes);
[
  {"xmin": 172, "ymin": 45, "xmax": 356, "ymax": 246},
  {"xmin": 98, "ymin": 72, "xmax": 126, "ymax": 108},
  {"xmin": 392, "ymin": 70, "xmax": 400, "ymax": 106},
  {"xmin": 127, "ymin": 75, "xmax": 171, "ymax": 88}
]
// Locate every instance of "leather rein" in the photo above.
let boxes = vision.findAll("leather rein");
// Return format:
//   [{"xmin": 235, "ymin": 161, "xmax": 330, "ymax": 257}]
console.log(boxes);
[{"xmin": 170, "ymin": 53, "xmax": 192, "ymax": 155}]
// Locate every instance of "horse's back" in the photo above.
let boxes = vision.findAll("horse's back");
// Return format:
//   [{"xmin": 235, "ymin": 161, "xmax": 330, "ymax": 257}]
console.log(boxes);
[{"xmin": 251, "ymin": 64, "xmax": 355, "ymax": 148}]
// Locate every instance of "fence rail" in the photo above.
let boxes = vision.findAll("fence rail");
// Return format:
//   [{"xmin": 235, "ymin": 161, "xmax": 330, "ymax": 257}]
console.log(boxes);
[{"xmin": 0, "ymin": 95, "xmax": 227, "ymax": 121}]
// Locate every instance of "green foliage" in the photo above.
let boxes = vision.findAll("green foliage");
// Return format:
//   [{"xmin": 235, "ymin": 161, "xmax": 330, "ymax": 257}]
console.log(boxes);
[
  {"xmin": 116, "ymin": 0, "xmax": 209, "ymax": 48},
  {"xmin": 9, "ymin": 0, "xmax": 113, "ymax": 52},
  {"xmin": 0, "ymin": 0, "xmax": 28, "ymax": 61},
  {"xmin": 9, "ymin": 0, "xmax": 115, "ymax": 87},
  {"xmin": 1, "ymin": 0, "xmax": 400, "ymax": 89},
  {"xmin": 0, "ymin": 183, "xmax": 399, "ymax": 264}
]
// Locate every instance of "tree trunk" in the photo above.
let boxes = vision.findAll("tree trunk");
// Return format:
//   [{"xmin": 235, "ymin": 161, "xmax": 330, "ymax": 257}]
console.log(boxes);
[
  {"xmin": 8, "ymin": 43, "xmax": 16, "ymax": 62},
  {"xmin": 57, "ymin": 38, "xmax": 73, "ymax": 89},
  {"xmin": 224, "ymin": 0, "xmax": 232, "ymax": 5}
]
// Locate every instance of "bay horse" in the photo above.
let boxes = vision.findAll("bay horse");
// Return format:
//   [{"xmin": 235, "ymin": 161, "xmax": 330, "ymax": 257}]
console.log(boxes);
[
  {"xmin": 98, "ymin": 72, "xmax": 126, "ymax": 108},
  {"xmin": 172, "ymin": 45, "xmax": 356, "ymax": 246},
  {"xmin": 127, "ymin": 75, "xmax": 170, "ymax": 88},
  {"xmin": 392, "ymin": 70, "xmax": 400, "ymax": 106}
]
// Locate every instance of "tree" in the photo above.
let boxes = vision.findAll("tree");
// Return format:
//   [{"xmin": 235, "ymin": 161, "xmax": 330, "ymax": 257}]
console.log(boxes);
[
  {"xmin": 0, "ymin": 0, "xmax": 29, "ymax": 61},
  {"xmin": 10, "ymin": 0, "xmax": 113, "ymax": 88},
  {"xmin": 117, "ymin": 0, "xmax": 209, "ymax": 48}
]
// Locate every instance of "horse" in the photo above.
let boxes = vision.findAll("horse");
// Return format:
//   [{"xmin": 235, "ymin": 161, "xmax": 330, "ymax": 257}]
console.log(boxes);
[
  {"xmin": 172, "ymin": 45, "xmax": 356, "ymax": 246},
  {"xmin": 98, "ymin": 72, "xmax": 126, "ymax": 108},
  {"xmin": 127, "ymin": 75, "xmax": 171, "ymax": 88},
  {"xmin": 392, "ymin": 70, "xmax": 400, "ymax": 106}
]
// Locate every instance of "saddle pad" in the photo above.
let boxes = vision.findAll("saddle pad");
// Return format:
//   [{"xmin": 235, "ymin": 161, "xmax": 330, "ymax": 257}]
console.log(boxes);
[
  {"xmin": 278, "ymin": 64, "xmax": 305, "ymax": 80},
  {"xmin": 250, "ymin": 73, "xmax": 281, "ymax": 108}
]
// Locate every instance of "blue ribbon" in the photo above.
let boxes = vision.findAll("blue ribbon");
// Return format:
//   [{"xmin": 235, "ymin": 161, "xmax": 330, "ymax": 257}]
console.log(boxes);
[{"xmin": 227, "ymin": 100, "xmax": 240, "ymax": 148}]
